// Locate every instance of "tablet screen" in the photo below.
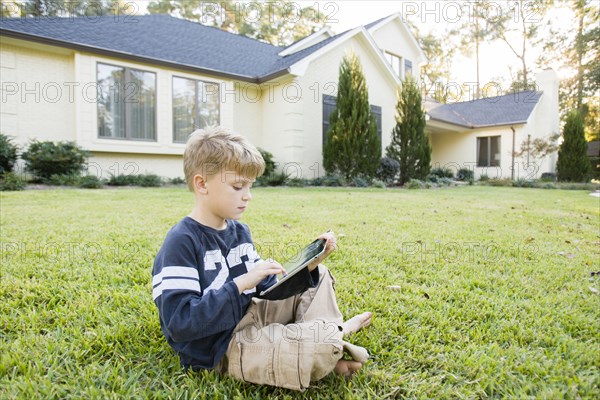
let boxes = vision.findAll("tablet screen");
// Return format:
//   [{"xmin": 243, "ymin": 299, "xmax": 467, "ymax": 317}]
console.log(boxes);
[{"xmin": 278, "ymin": 238, "xmax": 326, "ymax": 280}]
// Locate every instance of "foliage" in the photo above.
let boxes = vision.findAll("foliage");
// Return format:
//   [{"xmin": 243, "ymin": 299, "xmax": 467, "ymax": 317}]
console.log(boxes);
[
  {"xmin": 351, "ymin": 175, "xmax": 370, "ymax": 188},
  {"xmin": 386, "ymin": 78, "xmax": 431, "ymax": 185},
  {"xmin": 376, "ymin": 157, "xmax": 400, "ymax": 185},
  {"xmin": 540, "ymin": 172, "xmax": 557, "ymax": 182},
  {"xmin": 540, "ymin": 0, "xmax": 599, "ymax": 139},
  {"xmin": 147, "ymin": 0, "xmax": 326, "ymax": 46},
  {"xmin": 47, "ymin": 173, "xmax": 83, "ymax": 186},
  {"xmin": 169, "ymin": 177, "xmax": 186, "ymax": 185},
  {"xmin": 79, "ymin": 174, "xmax": 104, "ymax": 189},
  {"xmin": 0, "ymin": 133, "xmax": 19, "ymax": 175},
  {"xmin": 106, "ymin": 173, "xmax": 163, "ymax": 187},
  {"xmin": 15, "ymin": 0, "xmax": 134, "ymax": 17},
  {"xmin": 257, "ymin": 148, "xmax": 276, "ymax": 178},
  {"xmin": 323, "ymin": 52, "xmax": 381, "ymax": 180},
  {"xmin": 429, "ymin": 167, "xmax": 454, "ymax": 179},
  {"xmin": 21, "ymin": 140, "xmax": 89, "ymax": 181},
  {"xmin": 514, "ymin": 133, "xmax": 560, "ymax": 166},
  {"xmin": 486, "ymin": 0, "xmax": 554, "ymax": 90},
  {"xmin": 456, "ymin": 168, "xmax": 474, "ymax": 182},
  {"xmin": 321, "ymin": 173, "xmax": 346, "ymax": 187},
  {"xmin": 0, "ymin": 172, "xmax": 26, "ymax": 191},
  {"xmin": 556, "ymin": 111, "xmax": 592, "ymax": 182},
  {"xmin": 256, "ymin": 171, "xmax": 288, "ymax": 187}
]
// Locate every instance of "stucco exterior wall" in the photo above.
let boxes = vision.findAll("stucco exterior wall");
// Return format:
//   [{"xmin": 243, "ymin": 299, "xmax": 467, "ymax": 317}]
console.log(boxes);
[
  {"xmin": 430, "ymin": 125, "xmax": 527, "ymax": 180},
  {"xmin": 259, "ymin": 33, "xmax": 399, "ymax": 178},
  {"xmin": 0, "ymin": 38, "xmax": 75, "ymax": 145},
  {"xmin": 369, "ymin": 20, "xmax": 424, "ymax": 78}
]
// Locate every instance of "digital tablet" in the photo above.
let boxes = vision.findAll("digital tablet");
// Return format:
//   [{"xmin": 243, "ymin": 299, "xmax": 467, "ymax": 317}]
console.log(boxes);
[{"xmin": 259, "ymin": 238, "xmax": 326, "ymax": 297}]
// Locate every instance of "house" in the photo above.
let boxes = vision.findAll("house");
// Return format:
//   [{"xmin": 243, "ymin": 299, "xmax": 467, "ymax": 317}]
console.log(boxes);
[
  {"xmin": 0, "ymin": 13, "xmax": 424, "ymax": 179},
  {"xmin": 425, "ymin": 69, "xmax": 560, "ymax": 180},
  {"xmin": 1, "ymin": 13, "xmax": 557, "ymax": 181}
]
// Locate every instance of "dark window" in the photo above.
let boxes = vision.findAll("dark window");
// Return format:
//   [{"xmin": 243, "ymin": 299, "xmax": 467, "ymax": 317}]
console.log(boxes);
[
  {"xmin": 97, "ymin": 63, "xmax": 156, "ymax": 141},
  {"xmin": 173, "ymin": 77, "xmax": 220, "ymax": 143},
  {"xmin": 322, "ymin": 95, "xmax": 382, "ymax": 144},
  {"xmin": 405, "ymin": 59, "xmax": 413, "ymax": 77},
  {"xmin": 477, "ymin": 136, "xmax": 501, "ymax": 167}
]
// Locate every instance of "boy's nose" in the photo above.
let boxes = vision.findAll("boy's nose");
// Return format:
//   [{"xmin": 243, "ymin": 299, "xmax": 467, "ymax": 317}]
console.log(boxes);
[{"xmin": 242, "ymin": 190, "xmax": 252, "ymax": 201}]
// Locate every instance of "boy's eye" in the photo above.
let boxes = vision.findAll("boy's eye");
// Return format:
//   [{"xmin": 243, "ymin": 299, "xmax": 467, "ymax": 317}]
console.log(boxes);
[{"xmin": 233, "ymin": 185, "xmax": 243, "ymax": 191}]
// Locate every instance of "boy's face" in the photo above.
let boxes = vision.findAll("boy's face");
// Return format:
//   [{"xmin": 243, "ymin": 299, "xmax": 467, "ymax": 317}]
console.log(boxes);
[{"xmin": 201, "ymin": 169, "xmax": 255, "ymax": 225}]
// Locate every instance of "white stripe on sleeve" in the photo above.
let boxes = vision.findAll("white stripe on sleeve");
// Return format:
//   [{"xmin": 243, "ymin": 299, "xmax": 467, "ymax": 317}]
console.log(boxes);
[
  {"xmin": 152, "ymin": 278, "xmax": 201, "ymax": 300},
  {"xmin": 152, "ymin": 266, "xmax": 199, "ymax": 286}
]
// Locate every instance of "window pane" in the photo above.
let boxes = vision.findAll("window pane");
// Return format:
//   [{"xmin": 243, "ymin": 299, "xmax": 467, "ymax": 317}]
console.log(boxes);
[
  {"xmin": 128, "ymin": 69, "xmax": 156, "ymax": 140},
  {"xmin": 197, "ymin": 82, "xmax": 220, "ymax": 129},
  {"xmin": 97, "ymin": 64, "xmax": 125, "ymax": 138},
  {"xmin": 405, "ymin": 59, "xmax": 413, "ymax": 77},
  {"xmin": 490, "ymin": 136, "xmax": 501, "ymax": 166},
  {"xmin": 173, "ymin": 77, "xmax": 196, "ymax": 143},
  {"xmin": 477, "ymin": 137, "xmax": 489, "ymax": 167}
]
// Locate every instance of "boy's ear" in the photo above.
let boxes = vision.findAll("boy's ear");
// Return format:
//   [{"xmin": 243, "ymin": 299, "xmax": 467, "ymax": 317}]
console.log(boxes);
[{"xmin": 193, "ymin": 174, "xmax": 208, "ymax": 194}]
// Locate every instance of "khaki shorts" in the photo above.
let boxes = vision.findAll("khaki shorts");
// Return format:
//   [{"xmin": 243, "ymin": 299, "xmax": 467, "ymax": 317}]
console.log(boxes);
[{"xmin": 220, "ymin": 265, "xmax": 346, "ymax": 391}]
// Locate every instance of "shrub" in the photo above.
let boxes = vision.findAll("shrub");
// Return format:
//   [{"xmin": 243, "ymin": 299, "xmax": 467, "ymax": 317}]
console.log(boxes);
[
  {"xmin": 257, "ymin": 171, "xmax": 288, "ymax": 187},
  {"xmin": 169, "ymin": 177, "xmax": 186, "ymax": 185},
  {"xmin": 376, "ymin": 157, "xmax": 400, "ymax": 184},
  {"xmin": 512, "ymin": 179, "xmax": 537, "ymax": 188},
  {"xmin": 352, "ymin": 175, "xmax": 370, "ymax": 188},
  {"xmin": 479, "ymin": 174, "xmax": 490, "ymax": 182},
  {"xmin": 429, "ymin": 167, "xmax": 454, "ymax": 179},
  {"xmin": 21, "ymin": 141, "xmax": 89, "ymax": 181},
  {"xmin": 0, "ymin": 172, "xmax": 26, "ymax": 191},
  {"xmin": 371, "ymin": 179, "xmax": 386, "ymax": 188},
  {"xmin": 456, "ymin": 168, "xmax": 474, "ymax": 182},
  {"xmin": 556, "ymin": 110, "xmax": 591, "ymax": 182},
  {"xmin": 0, "ymin": 133, "xmax": 19, "ymax": 175},
  {"xmin": 540, "ymin": 172, "xmax": 557, "ymax": 182},
  {"xmin": 106, "ymin": 173, "xmax": 162, "ymax": 187},
  {"xmin": 307, "ymin": 177, "xmax": 324, "ymax": 186},
  {"xmin": 79, "ymin": 174, "xmax": 104, "ymax": 189},
  {"xmin": 322, "ymin": 173, "xmax": 346, "ymax": 187},
  {"xmin": 438, "ymin": 177, "xmax": 454, "ymax": 186},
  {"xmin": 406, "ymin": 179, "xmax": 425, "ymax": 189},
  {"xmin": 107, "ymin": 173, "xmax": 138, "ymax": 186},
  {"xmin": 485, "ymin": 178, "xmax": 513, "ymax": 187},
  {"xmin": 286, "ymin": 178, "xmax": 306, "ymax": 187},
  {"xmin": 47, "ymin": 173, "xmax": 81, "ymax": 186},
  {"xmin": 257, "ymin": 148, "xmax": 276, "ymax": 177},
  {"xmin": 138, "ymin": 174, "xmax": 162, "ymax": 187}
]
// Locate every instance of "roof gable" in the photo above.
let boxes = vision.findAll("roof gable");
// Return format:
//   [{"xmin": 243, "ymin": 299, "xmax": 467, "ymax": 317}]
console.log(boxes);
[{"xmin": 427, "ymin": 91, "xmax": 543, "ymax": 128}]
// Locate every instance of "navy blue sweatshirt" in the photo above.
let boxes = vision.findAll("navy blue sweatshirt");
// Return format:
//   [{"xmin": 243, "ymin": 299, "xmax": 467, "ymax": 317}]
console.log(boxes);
[{"xmin": 152, "ymin": 217, "xmax": 319, "ymax": 369}]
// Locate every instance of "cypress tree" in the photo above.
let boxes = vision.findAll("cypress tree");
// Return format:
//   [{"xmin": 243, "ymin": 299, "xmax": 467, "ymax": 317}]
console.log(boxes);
[
  {"xmin": 386, "ymin": 77, "xmax": 431, "ymax": 185},
  {"xmin": 556, "ymin": 110, "xmax": 591, "ymax": 182},
  {"xmin": 323, "ymin": 53, "xmax": 381, "ymax": 180}
]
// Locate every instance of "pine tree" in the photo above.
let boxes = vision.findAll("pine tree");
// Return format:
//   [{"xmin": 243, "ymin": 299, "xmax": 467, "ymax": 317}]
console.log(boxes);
[
  {"xmin": 556, "ymin": 110, "xmax": 592, "ymax": 182},
  {"xmin": 323, "ymin": 53, "xmax": 381, "ymax": 180},
  {"xmin": 386, "ymin": 78, "xmax": 431, "ymax": 185}
]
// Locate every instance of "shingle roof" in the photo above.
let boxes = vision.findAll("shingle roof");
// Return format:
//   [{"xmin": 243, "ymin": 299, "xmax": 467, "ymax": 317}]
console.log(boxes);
[
  {"xmin": 0, "ymin": 14, "xmax": 342, "ymax": 82},
  {"xmin": 426, "ymin": 91, "xmax": 543, "ymax": 128}
]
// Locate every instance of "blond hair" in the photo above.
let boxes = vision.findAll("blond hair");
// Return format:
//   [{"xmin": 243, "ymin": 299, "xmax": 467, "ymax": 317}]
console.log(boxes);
[{"xmin": 183, "ymin": 126, "xmax": 265, "ymax": 191}]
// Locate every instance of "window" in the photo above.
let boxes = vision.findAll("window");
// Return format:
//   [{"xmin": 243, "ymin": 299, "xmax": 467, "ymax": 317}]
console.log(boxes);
[
  {"xmin": 322, "ymin": 94, "xmax": 382, "ymax": 144},
  {"xmin": 173, "ymin": 77, "xmax": 220, "ymax": 143},
  {"xmin": 404, "ymin": 59, "xmax": 413, "ymax": 77},
  {"xmin": 477, "ymin": 136, "xmax": 501, "ymax": 167},
  {"xmin": 97, "ymin": 63, "xmax": 156, "ymax": 140},
  {"xmin": 385, "ymin": 52, "xmax": 401, "ymax": 78}
]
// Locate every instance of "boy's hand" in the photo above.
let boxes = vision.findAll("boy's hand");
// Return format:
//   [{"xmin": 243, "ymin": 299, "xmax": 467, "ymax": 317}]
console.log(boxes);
[
  {"xmin": 234, "ymin": 259, "xmax": 285, "ymax": 294},
  {"xmin": 308, "ymin": 231, "xmax": 337, "ymax": 271}
]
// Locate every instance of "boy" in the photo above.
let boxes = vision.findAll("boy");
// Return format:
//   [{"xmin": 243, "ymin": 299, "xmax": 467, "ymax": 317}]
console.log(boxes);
[{"xmin": 152, "ymin": 126, "xmax": 372, "ymax": 391}]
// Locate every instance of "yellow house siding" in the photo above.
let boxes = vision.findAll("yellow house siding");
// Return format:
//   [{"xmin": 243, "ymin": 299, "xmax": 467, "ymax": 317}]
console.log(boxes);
[
  {"xmin": 297, "ymin": 34, "xmax": 398, "ymax": 177},
  {"xmin": 369, "ymin": 21, "xmax": 424, "ymax": 78},
  {"xmin": 0, "ymin": 39, "xmax": 75, "ymax": 146}
]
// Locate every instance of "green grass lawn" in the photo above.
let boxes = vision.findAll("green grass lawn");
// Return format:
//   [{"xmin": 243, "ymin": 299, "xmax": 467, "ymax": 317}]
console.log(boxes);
[{"xmin": 1, "ymin": 186, "xmax": 599, "ymax": 399}]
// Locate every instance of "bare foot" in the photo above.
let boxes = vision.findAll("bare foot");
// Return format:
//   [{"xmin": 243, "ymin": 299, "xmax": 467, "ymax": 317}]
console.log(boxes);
[
  {"xmin": 333, "ymin": 359, "xmax": 363, "ymax": 377},
  {"xmin": 342, "ymin": 312, "xmax": 373, "ymax": 336}
]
